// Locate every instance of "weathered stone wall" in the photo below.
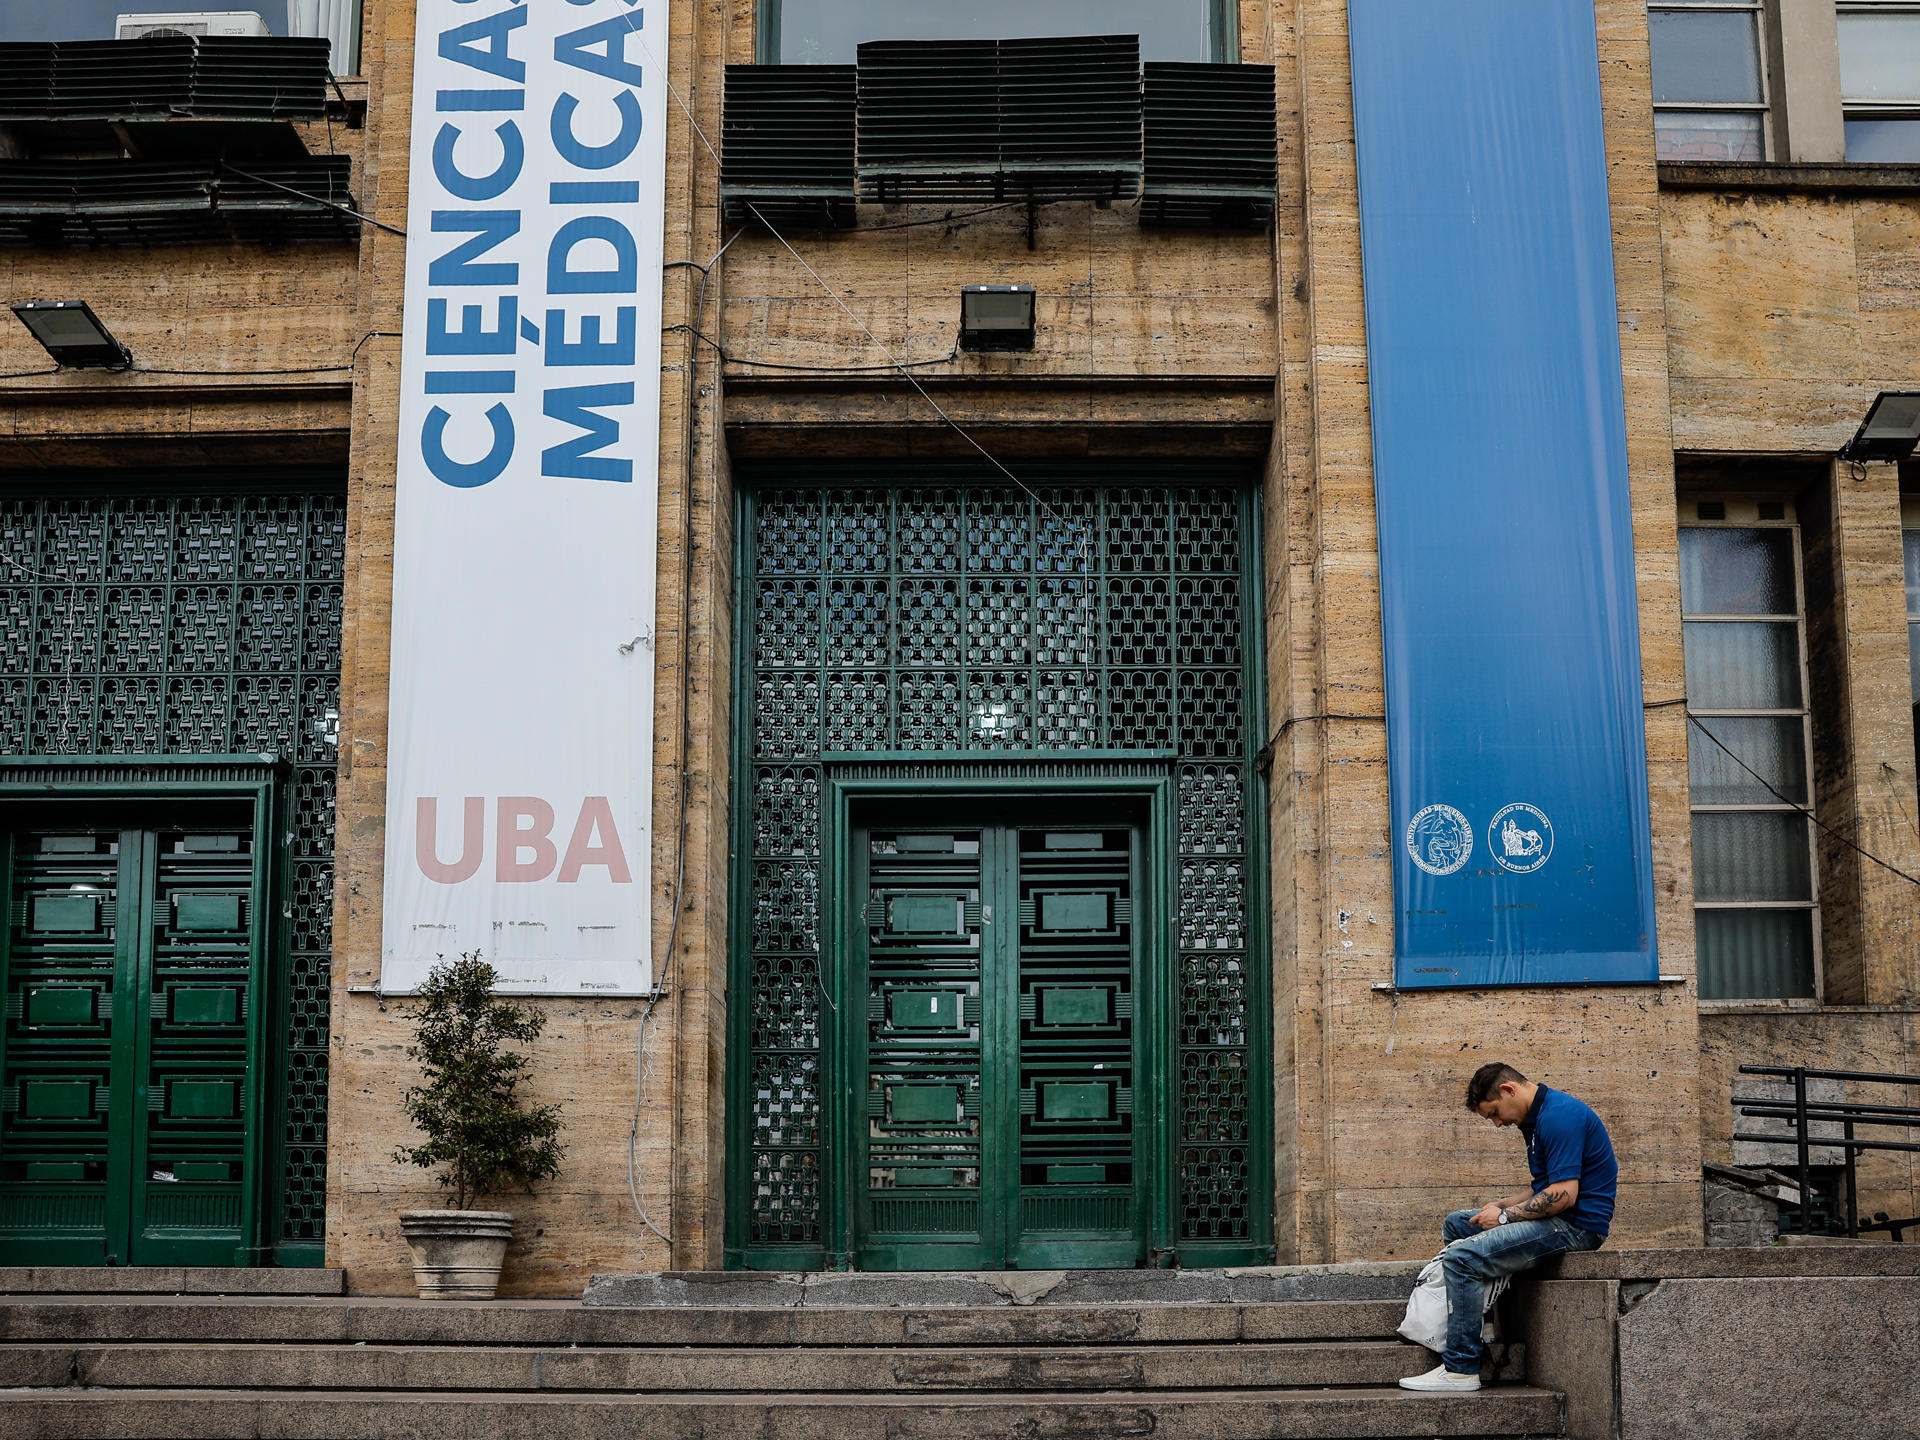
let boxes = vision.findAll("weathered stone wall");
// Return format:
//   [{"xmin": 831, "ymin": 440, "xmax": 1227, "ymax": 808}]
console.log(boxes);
[
  {"xmin": 1265, "ymin": 0, "xmax": 1705, "ymax": 1264},
  {"xmin": 302, "ymin": 0, "xmax": 1910, "ymax": 1290},
  {"xmin": 1663, "ymin": 188, "xmax": 1920, "ymax": 456},
  {"xmin": 324, "ymin": 0, "xmax": 720, "ymax": 1294}
]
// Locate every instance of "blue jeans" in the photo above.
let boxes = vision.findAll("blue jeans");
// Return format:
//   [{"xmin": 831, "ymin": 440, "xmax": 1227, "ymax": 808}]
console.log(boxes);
[{"xmin": 1439, "ymin": 1209, "xmax": 1603, "ymax": 1373}]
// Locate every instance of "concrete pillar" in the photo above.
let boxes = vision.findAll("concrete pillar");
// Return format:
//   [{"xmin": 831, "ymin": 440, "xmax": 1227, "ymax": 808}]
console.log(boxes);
[
  {"xmin": 1764, "ymin": 0, "xmax": 1847, "ymax": 163},
  {"xmin": 1814, "ymin": 459, "xmax": 1920, "ymax": 1005}
]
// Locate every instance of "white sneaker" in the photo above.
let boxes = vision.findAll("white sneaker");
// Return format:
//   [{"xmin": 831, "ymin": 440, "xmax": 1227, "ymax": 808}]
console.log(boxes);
[{"xmin": 1398, "ymin": 1363, "xmax": 1482, "ymax": 1392}]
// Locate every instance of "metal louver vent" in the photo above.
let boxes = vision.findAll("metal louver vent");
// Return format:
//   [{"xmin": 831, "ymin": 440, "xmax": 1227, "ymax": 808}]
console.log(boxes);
[
  {"xmin": 1000, "ymin": 36, "xmax": 1142, "ymax": 183},
  {"xmin": 721, "ymin": 65, "xmax": 858, "ymax": 231},
  {"xmin": 0, "ymin": 44, "xmax": 60, "ymax": 115},
  {"xmin": 857, "ymin": 35, "xmax": 1142, "ymax": 204},
  {"xmin": 0, "ymin": 37, "xmax": 329, "ymax": 121},
  {"xmin": 855, "ymin": 39, "xmax": 999, "ymax": 191},
  {"xmin": 1140, "ymin": 63, "xmax": 1277, "ymax": 229},
  {"xmin": 190, "ymin": 37, "xmax": 333, "ymax": 116},
  {"xmin": 0, "ymin": 157, "xmax": 358, "ymax": 247}
]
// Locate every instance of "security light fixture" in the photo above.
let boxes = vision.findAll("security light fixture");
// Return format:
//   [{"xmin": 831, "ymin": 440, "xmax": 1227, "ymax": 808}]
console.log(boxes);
[
  {"xmin": 10, "ymin": 302, "xmax": 132, "ymax": 370},
  {"xmin": 1839, "ymin": 391, "xmax": 1920, "ymax": 464},
  {"xmin": 959, "ymin": 285, "xmax": 1036, "ymax": 352}
]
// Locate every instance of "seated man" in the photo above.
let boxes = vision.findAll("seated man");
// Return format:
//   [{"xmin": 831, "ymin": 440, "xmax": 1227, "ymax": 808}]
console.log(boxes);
[{"xmin": 1400, "ymin": 1061, "xmax": 1616, "ymax": 1393}]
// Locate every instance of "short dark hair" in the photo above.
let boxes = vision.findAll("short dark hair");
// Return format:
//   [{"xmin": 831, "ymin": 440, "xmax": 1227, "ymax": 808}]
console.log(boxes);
[{"xmin": 1465, "ymin": 1062, "xmax": 1527, "ymax": 1110}]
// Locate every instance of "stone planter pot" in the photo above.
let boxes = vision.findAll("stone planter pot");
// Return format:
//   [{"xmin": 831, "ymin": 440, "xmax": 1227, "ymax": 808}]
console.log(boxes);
[{"xmin": 398, "ymin": 1210, "xmax": 514, "ymax": 1299}]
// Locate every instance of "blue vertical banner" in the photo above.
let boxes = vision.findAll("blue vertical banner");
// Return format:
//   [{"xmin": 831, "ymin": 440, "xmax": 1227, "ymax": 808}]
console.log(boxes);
[{"xmin": 1348, "ymin": 0, "xmax": 1659, "ymax": 986}]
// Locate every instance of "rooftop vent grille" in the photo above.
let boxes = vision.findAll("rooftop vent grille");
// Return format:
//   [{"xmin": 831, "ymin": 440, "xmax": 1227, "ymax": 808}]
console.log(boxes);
[
  {"xmin": 0, "ymin": 156, "xmax": 358, "ymax": 246},
  {"xmin": 0, "ymin": 36, "xmax": 329, "ymax": 121},
  {"xmin": 720, "ymin": 64, "xmax": 858, "ymax": 230},
  {"xmin": 1140, "ymin": 62, "xmax": 1277, "ymax": 229},
  {"xmin": 856, "ymin": 35, "xmax": 1142, "ymax": 203}
]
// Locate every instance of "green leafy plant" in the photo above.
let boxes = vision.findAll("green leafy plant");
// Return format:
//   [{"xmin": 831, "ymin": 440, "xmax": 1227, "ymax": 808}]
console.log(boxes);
[{"xmin": 395, "ymin": 954, "xmax": 564, "ymax": 1210}]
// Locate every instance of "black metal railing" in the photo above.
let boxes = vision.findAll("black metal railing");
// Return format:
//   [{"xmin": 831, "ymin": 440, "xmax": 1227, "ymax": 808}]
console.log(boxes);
[{"xmin": 1733, "ymin": 1065, "xmax": 1920, "ymax": 1240}]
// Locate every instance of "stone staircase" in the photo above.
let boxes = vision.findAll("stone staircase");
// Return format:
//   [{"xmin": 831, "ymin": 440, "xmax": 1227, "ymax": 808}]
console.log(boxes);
[{"xmin": 0, "ymin": 1266, "xmax": 1565, "ymax": 1439}]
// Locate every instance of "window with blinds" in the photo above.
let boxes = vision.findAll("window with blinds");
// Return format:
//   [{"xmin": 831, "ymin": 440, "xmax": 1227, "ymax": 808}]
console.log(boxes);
[{"xmin": 1680, "ymin": 500, "xmax": 1819, "ymax": 1001}]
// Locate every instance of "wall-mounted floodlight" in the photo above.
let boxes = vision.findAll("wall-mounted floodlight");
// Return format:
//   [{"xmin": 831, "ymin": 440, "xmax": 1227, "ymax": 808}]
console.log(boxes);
[
  {"xmin": 959, "ymin": 285, "xmax": 1036, "ymax": 352},
  {"xmin": 9, "ymin": 301, "xmax": 132, "ymax": 369},
  {"xmin": 1839, "ymin": 391, "xmax": 1920, "ymax": 464}
]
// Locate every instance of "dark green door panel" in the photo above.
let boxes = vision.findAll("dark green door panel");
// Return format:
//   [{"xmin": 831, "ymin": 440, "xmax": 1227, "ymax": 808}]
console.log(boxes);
[
  {"xmin": 1009, "ymin": 825, "xmax": 1140, "ymax": 1268},
  {"xmin": 132, "ymin": 828, "xmax": 258, "ymax": 1263},
  {"xmin": 0, "ymin": 823, "xmax": 263, "ymax": 1265},
  {"xmin": 853, "ymin": 819, "xmax": 1145, "ymax": 1270},
  {"xmin": 0, "ymin": 831, "xmax": 126, "ymax": 1264},
  {"xmin": 856, "ymin": 829, "xmax": 993, "ymax": 1269}
]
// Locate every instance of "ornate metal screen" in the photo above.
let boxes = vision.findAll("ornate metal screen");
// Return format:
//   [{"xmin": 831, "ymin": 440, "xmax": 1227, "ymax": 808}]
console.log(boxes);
[
  {"xmin": 733, "ymin": 480, "xmax": 1268, "ymax": 1267},
  {"xmin": 0, "ymin": 483, "xmax": 342, "ymax": 1259}
]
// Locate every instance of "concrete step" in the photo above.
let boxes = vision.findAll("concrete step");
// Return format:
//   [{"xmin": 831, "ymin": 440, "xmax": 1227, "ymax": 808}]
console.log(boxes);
[
  {"xmin": 0, "ymin": 1385, "xmax": 1566, "ymax": 1440},
  {"xmin": 585, "ymin": 1264, "xmax": 1423, "ymax": 1309},
  {"xmin": 0, "ymin": 1268, "xmax": 344, "ymax": 1296},
  {"xmin": 0, "ymin": 1296, "xmax": 1413, "ymax": 1346},
  {"xmin": 0, "ymin": 1338, "xmax": 1428, "ymax": 1392}
]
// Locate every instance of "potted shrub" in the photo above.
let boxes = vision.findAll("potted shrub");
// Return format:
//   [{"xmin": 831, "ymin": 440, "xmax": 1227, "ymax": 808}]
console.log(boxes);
[{"xmin": 395, "ymin": 953, "xmax": 564, "ymax": 1299}]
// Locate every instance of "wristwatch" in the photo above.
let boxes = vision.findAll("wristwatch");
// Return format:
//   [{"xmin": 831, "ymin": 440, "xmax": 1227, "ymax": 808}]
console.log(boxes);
[{"xmin": 1497, "ymin": 1208, "xmax": 1513, "ymax": 1225}]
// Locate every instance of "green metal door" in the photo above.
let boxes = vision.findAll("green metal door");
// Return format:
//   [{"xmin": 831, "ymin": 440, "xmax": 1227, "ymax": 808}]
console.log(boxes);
[
  {"xmin": 854, "ymin": 816, "xmax": 1142, "ymax": 1269},
  {"xmin": 0, "ymin": 821, "xmax": 263, "ymax": 1265}
]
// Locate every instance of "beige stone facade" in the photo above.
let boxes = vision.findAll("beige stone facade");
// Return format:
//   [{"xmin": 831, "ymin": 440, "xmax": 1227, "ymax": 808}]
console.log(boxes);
[{"xmin": 2, "ymin": 1, "xmax": 1915, "ymax": 1294}]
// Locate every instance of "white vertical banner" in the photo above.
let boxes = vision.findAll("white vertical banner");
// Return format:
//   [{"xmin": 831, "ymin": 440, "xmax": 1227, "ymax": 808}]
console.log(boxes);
[{"xmin": 383, "ymin": 0, "xmax": 668, "ymax": 994}]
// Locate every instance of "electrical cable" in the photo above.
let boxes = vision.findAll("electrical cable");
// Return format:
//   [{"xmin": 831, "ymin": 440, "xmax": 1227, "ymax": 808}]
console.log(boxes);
[
  {"xmin": 625, "ymin": 15, "xmax": 1109, "ymax": 1249},
  {"xmin": 1685, "ymin": 712, "xmax": 1920, "ymax": 890},
  {"xmin": 665, "ymin": 324, "xmax": 959, "ymax": 373},
  {"xmin": 1251, "ymin": 711, "xmax": 1386, "ymax": 775},
  {"xmin": 858, "ymin": 203, "xmax": 1021, "ymax": 232},
  {"xmin": 624, "ymin": 214, "xmax": 740, "ymax": 1252},
  {"xmin": 350, "ymin": 330, "xmax": 403, "ymax": 362},
  {"xmin": 0, "ymin": 366, "xmax": 62, "ymax": 380},
  {"xmin": 129, "ymin": 363, "xmax": 355, "ymax": 376},
  {"xmin": 743, "ymin": 202, "xmax": 1098, "ymax": 580},
  {"xmin": 217, "ymin": 162, "xmax": 406, "ymax": 237}
]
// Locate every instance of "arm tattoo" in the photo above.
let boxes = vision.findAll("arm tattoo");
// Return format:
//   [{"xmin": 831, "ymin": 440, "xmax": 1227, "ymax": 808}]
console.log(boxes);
[{"xmin": 1516, "ymin": 1187, "xmax": 1567, "ymax": 1219}]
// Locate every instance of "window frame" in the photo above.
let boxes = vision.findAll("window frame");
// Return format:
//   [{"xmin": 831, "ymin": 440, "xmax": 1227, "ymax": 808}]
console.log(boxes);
[
  {"xmin": 1836, "ymin": 1, "xmax": 1920, "ymax": 160},
  {"xmin": 754, "ymin": 0, "xmax": 1242, "ymax": 65},
  {"xmin": 1680, "ymin": 499, "xmax": 1823, "ymax": 1007},
  {"xmin": 1647, "ymin": 0, "xmax": 1773, "ymax": 162}
]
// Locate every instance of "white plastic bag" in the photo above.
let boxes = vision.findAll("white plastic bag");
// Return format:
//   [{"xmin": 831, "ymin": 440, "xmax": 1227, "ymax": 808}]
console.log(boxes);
[{"xmin": 1397, "ymin": 1237, "xmax": 1510, "ymax": 1351}]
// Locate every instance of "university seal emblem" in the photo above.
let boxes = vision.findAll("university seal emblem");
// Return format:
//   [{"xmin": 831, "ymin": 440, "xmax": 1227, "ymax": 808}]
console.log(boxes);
[
  {"xmin": 1489, "ymin": 803, "xmax": 1554, "ymax": 874},
  {"xmin": 1405, "ymin": 803, "xmax": 1474, "ymax": 876}
]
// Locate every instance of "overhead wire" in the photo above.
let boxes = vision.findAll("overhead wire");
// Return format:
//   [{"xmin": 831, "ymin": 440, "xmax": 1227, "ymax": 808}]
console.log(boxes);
[
  {"xmin": 1685, "ymin": 712, "xmax": 1920, "ymax": 890},
  {"xmin": 622, "ymin": 15, "xmax": 1104, "ymax": 1253}
]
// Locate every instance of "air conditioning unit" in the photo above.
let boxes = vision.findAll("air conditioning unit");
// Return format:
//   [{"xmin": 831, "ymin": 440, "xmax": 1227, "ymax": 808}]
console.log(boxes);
[{"xmin": 115, "ymin": 12, "xmax": 272, "ymax": 39}]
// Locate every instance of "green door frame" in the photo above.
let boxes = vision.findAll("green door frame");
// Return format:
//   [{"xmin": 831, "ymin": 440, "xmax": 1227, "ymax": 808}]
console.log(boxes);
[
  {"xmin": 822, "ymin": 752, "xmax": 1177, "ymax": 1269},
  {"xmin": 0, "ymin": 755, "xmax": 288, "ymax": 1266}
]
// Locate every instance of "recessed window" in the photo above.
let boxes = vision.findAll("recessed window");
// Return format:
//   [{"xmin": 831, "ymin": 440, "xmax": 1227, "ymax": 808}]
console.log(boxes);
[
  {"xmin": 1648, "ymin": 1, "xmax": 1768, "ymax": 161},
  {"xmin": 1680, "ymin": 505, "xmax": 1818, "ymax": 1001},
  {"xmin": 0, "ymin": 3, "xmax": 358, "ymax": 75},
  {"xmin": 1839, "ymin": 3, "xmax": 1920, "ymax": 162},
  {"xmin": 761, "ymin": 0, "xmax": 1235, "ymax": 64}
]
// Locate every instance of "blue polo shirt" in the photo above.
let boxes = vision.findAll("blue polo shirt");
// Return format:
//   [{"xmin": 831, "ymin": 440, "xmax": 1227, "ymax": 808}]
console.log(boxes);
[{"xmin": 1521, "ymin": 1085, "xmax": 1617, "ymax": 1238}]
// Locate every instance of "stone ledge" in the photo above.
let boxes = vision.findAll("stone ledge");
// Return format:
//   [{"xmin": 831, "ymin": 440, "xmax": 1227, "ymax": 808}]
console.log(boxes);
[
  {"xmin": 1537, "ymin": 1245, "xmax": 1920, "ymax": 1281},
  {"xmin": 1658, "ymin": 160, "xmax": 1920, "ymax": 194},
  {"xmin": 584, "ymin": 1262, "xmax": 1423, "ymax": 1308},
  {"xmin": 0, "ymin": 1267, "xmax": 346, "ymax": 1296}
]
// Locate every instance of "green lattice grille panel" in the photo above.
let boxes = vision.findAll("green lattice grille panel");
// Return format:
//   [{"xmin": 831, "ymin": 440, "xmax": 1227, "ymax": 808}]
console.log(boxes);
[
  {"xmin": 0, "ymin": 489, "xmax": 341, "ymax": 1249},
  {"xmin": 741, "ymin": 484, "xmax": 1258, "ymax": 1254}
]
